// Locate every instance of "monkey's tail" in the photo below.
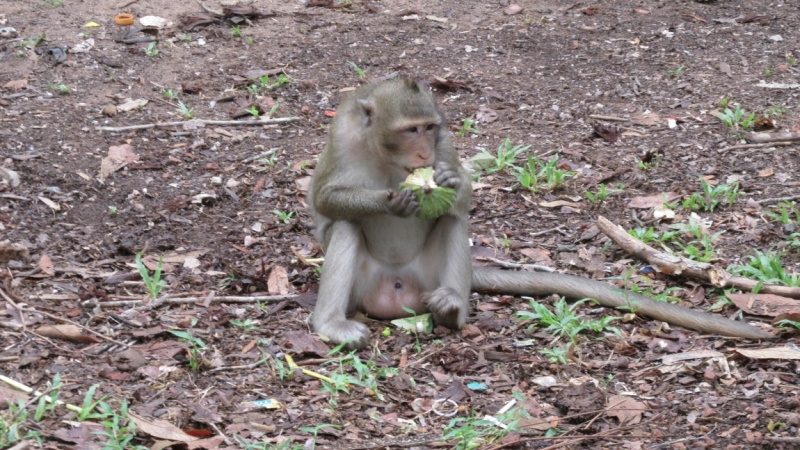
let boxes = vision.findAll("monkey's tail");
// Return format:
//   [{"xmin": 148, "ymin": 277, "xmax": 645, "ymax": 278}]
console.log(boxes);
[{"xmin": 471, "ymin": 267, "xmax": 775, "ymax": 340}]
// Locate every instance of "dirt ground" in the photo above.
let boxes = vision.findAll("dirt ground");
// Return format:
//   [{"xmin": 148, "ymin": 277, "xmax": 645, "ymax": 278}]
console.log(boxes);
[{"xmin": 2, "ymin": 0, "xmax": 800, "ymax": 448}]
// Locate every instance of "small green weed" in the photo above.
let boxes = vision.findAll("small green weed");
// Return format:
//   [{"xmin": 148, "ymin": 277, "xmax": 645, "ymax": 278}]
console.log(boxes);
[
  {"xmin": 93, "ymin": 400, "xmax": 148, "ymax": 450},
  {"xmin": 272, "ymin": 209, "xmax": 294, "ymax": 223},
  {"xmin": 259, "ymin": 73, "xmax": 290, "ymax": 90},
  {"xmin": 669, "ymin": 216, "xmax": 724, "ymax": 263},
  {"xmin": 456, "ymin": 118, "xmax": 479, "ymax": 136},
  {"xmin": 48, "ymin": 82, "xmax": 71, "ymax": 94},
  {"xmin": 765, "ymin": 105, "xmax": 788, "ymax": 118},
  {"xmin": 478, "ymin": 138, "xmax": 530, "ymax": 174},
  {"xmin": 177, "ymin": 100, "xmax": 195, "ymax": 119},
  {"xmin": 628, "ymin": 227, "xmax": 660, "ymax": 243},
  {"xmin": 231, "ymin": 25, "xmax": 242, "ymax": 37},
  {"xmin": 247, "ymin": 105, "xmax": 260, "ymax": 117},
  {"xmin": 169, "ymin": 329, "xmax": 208, "ymax": 372},
  {"xmin": 514, "ymin": 153, "xmax": 574, "ymax": 192},
  {"xmin": 230, "ymin": 318, "xmax": 257, "ymax": 337},
  {"xmin": 163, "ymin": 89, "xmax": 177, "ymax": 100},
  {"xmin": 763, "ymin": 201, "xmax": 799, "ymax": 225},
  {"xmin": 515, "ymin": 297, "xmax": 620, "ymax": 343},
  {"xmin": 267, "ymin": 101, "xmax": 280, "ymax": 117},
  {"xmin": 585, "ymin": 183, "xmax": 624, "ymax": 205},
  {"xmin": 666, "ymin": 65, "xmax": 685, "ymax": 77},
  {"xmin": 682, "ymin": 177, "xmax": 739, "ymax": 212},
  {"xmin": 728, "ymin": 249, "xmax": 800, "ymax": 288},
  {"xmin": 776, "ymin": 319, "xmax": 800, "ymax": 332},
  {"xmin": 347, "ymin": 61, "xmax": 365, "ymax": 78},
  {"xmin": 539, "ymin": 346, "xmax": 570, "ymax": 364},
  {"xmin": 442, "ymin": 392, "xmax": 530, "ymax": 449},
  {"xmin": 143, "ymin": 42, "xmax": 159, "ymax": 57},
  {"xmin": 715, "ymin": 104, "xmax": 756, "ymax": 130},
  {"xmin": 40, "ymin": 0, "xmax": 63, "ymax": 7},
  {"xmin": 134, "ymin": 253, "xmax": 166, "ymax": 300}
]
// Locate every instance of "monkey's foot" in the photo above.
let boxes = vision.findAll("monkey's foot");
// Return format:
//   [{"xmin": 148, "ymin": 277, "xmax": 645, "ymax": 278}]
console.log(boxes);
[
  {"xmin": 315, "ymin": 319, "xmax": 370, "ymax": 349},
  {"xmin": 423, "ymin": 287, "xmax": 466, "ymax": 329}
]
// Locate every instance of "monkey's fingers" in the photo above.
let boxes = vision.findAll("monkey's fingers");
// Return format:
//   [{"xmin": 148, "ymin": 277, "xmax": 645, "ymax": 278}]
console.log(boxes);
[
  {"xmin": 386, "ymin": 188, "xmax": 420, "ymax": 217},
  {"xmin": 433, "ymin": 162, "xmax": 462, "ymax": 189}
]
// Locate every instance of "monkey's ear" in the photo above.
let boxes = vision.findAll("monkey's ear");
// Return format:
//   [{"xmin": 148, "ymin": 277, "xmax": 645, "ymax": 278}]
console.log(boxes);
[{"xmin": 357, "ymin": 99, "xmax": 375, "ymax": 127}]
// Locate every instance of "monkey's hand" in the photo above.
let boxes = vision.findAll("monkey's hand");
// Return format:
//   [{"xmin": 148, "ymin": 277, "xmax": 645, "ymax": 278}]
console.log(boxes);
[
  {"xmin": 316, "ymin": 319, "xmax": 370, "ymax": 349},
  {"xmin": 423, "ymin": 287, "xmax": 467, "ymax": 330},
  {"xmin": 433, "ymin": 161, "xmax": 462, "ymax": 191},
  {"xmin": 385, "ymin": 188, "xmax": 420, "ymax": 217}
]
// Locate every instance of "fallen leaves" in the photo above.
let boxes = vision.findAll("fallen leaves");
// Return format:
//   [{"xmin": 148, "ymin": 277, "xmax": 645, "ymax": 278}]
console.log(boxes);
[{"xmin": 99, "ymin": 144, "xmax": 140, "ymax": 181}]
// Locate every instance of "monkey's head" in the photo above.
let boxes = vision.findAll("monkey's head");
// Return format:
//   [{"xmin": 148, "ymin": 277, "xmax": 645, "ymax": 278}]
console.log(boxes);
[{"xmin": 357, "ymin": 79, "xmax": 442, "ymax": 174}]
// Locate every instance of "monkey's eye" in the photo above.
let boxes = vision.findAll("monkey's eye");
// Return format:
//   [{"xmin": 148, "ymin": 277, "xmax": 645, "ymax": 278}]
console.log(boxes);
[
  {"xmin": 425, "ymin": 124, "xmax": 437, "ymax": 131},
  {"xmin": 405, "ymin": 126, "xmax": 419, "ymax": 133}
]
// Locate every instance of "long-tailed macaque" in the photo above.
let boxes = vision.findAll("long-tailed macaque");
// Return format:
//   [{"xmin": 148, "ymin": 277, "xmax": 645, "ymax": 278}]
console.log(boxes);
[{"xmin": 308, "ymin": 79, "xmax": 774, "ymax": 349}]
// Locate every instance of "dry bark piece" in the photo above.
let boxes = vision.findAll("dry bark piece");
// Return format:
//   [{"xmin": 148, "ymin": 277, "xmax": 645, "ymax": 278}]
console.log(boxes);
[{"xmin": 0, "ymin": 242, "xmax": 29, "ymax": 263}]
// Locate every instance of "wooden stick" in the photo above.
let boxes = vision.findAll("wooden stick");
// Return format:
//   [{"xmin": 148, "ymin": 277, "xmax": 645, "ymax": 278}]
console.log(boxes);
[
  {"xmin": 588, "ymin": 114, "xmax": 629, "ymax": 122},
  {"xmin": 596, "ymin": 216, "xmax": 800, "ymax": 298},
  {"xmin": 87, "ymin": 294, "xmax": 297, "ymax": 308},
  {"xmin": 744, "ymin": 131, "xmax": 800, "ymax": 144},
  {"xmin": 757, "ymin": 194, "xmax": 800, "ymax": 205},
  {"xmin": 717, "ymin": 142, "xmax": 793, "ymax": 153},
  {"xmin": 96, "ymin": 116, "xmax": 300, "ymax": 132}
]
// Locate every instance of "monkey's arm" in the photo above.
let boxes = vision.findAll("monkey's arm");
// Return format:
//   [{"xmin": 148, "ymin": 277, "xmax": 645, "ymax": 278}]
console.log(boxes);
[
  {"xmin": 472, "ymin": 268, "xmax": 775, "ymax": 340},
  {"xmin": 313, "ymin": 185, "xmax": 418, "ymax": 220}
]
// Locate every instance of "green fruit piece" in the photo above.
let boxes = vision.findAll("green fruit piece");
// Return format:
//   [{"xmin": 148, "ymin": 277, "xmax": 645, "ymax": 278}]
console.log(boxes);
[{"xmin": 399, "ymin": 167, "xmax": 457, "ymax": 220}]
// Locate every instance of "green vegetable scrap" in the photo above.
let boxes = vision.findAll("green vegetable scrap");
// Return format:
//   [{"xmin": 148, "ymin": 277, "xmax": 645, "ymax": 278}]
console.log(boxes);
[{"xmin": 399, "ymin": 167, "xmax": 457, "ymax": 220}]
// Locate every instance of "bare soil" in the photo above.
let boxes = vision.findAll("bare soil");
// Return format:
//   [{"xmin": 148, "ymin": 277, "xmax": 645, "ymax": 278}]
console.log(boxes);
[{"xmin": 2, "ymin": 0, "xmax": 800, "ymax": 449}]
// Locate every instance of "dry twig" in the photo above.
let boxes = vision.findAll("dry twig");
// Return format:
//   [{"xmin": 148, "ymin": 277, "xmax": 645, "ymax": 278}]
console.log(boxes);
[{"xmin": 596, "ymin": 216, "xmax": 800, "ymax": 298}]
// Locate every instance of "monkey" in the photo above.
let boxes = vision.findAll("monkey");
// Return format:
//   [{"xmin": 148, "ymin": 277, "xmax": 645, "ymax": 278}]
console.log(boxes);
[{"xmin": 308, "ymin": 79, "xmax": 774, "ymax": 349}]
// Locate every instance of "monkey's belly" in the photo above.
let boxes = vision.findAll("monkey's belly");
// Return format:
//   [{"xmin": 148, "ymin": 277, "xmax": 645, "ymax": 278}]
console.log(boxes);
[
  {"xmin": 361, "ymin": 216, "xmax": 433, "ymax": 265},
  {"xmin": 360, "ymin": 273, "xmax": 427, "ymax": 319}
]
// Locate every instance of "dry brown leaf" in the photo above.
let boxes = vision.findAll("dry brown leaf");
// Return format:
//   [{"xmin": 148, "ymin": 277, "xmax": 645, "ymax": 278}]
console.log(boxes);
[
  {"xmin": 758, "ymin": 168, "xmax": 774, "ymax": 178},
  {"xmin": 606, "ymin": 395, "xmax": 646, "ymax": 425},
  {"xmin": 735, "ymin": 347, "xmax": 800, "ymax": 360},
  {"xmin": 268, "ymin": 266, "xmax": 290, "ymax": 294},
  {"xmin": 540, "ymin": 200, "xmax": 580, "ymax": 208},
  {"xmin": 628, "ymin": 192, "xmax": 680, "ymax": 208},
  {"xmin": 518, "ymin": 248, "xmax": 553, "ymax": 265},
  {"xmin": 719, "ymin": 62, "xmax": 732, "ymax": 78},
  {"xmin": 295, "ymin": 176, "xmax": 312, "ymax": 195},
  {"xmin": 38, "ymin": 196, "xmax": 60, "ymax": 211},
  {"xmin": 117, "ymin": 98, "xmax": 149, "ymax": 112},
  {"xmin": 3, "ymin": 79, "xmax": 28, "ymax": 91},
  {"xmin": 38, "ymin": 253, "xmax": 54, "ymax": 276},
  {"xmin": 727, "ymin": 293, "xmax": 800, "ymax": 316},
  {"xmin": 100, "ymin": 144, "xmax": 140, "ymax": 181},
  {"xmin": 129, "ymin": 412, "xmax": 199, "ymax": 442},
  {"xmin": 35, "ymin": 324, "xmax": 100, "ymax": 343},
  {"xmin": 0, "ymin": 385, "xmax": 30, "ymax": 406}
]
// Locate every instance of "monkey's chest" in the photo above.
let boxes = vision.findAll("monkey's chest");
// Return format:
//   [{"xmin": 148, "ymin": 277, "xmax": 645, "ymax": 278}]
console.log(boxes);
[{"xmin": 361, "ymin": 216, "xmax": 433, "ymax": 265}]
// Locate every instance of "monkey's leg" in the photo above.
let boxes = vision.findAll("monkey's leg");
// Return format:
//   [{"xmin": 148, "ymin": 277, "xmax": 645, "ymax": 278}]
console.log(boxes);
[
  {"xmin": 420, "ymin": 215, "xmax": 472, "ymax": 329},
  {"xmin": 312, "ymin": 220, "xmax": 370, "ymax": 348}
]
